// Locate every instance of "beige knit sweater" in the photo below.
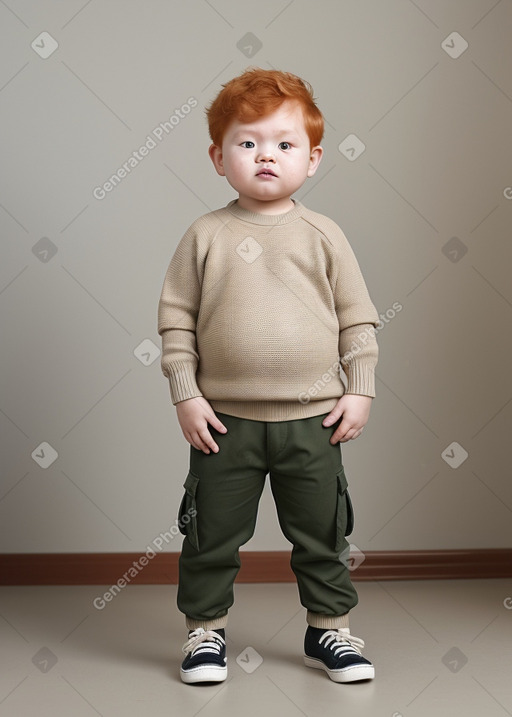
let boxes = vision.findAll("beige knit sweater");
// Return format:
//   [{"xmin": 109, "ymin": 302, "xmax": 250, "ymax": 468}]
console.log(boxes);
[{"xmin": 157, "ymin": 199, "xmax": 379, "ymax": 422}]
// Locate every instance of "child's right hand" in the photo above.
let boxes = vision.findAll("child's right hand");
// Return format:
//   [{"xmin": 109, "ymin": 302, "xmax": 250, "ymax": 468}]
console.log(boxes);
[{"xmin": 175, "ymin": 396, "xmax": 228, "ymax": 454}]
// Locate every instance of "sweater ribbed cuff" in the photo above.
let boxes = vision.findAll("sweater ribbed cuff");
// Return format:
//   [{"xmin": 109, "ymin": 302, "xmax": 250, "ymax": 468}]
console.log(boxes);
[
  {"xmin": 345, "ymin": 363, "xmax": 376, "ymax": 398},
  {"xmin": 166, "ymin": 360, "xmax": 202, "ymax": 404}
]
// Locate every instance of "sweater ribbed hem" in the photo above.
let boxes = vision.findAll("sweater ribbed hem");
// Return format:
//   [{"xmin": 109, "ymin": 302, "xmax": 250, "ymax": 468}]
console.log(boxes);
[
  {"xmin": 307, "ymin": 611, "xmax": 350, "ymax": 629},
  {"xmin": 186, "ymin": 615, "xmax": 228, "ymax": 630},
  {"xmin": 208, "ymin": 397, "xmax": 339, "ymax": 422}
]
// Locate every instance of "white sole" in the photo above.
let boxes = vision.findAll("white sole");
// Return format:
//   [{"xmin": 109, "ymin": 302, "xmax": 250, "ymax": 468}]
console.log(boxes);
[
  {"xmin": 180, "ymin": 664, "xmax": 227, "ymax": 684},
  {"xmin": 304, "ymin": 655, "xmax": 375, "ymax": 682}
]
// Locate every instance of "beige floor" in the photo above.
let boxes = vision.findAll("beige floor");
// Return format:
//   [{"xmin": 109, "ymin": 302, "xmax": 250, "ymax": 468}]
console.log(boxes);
[{"xmin": 0, "ymin": 579, "xmax": 511, "ymax": 716}]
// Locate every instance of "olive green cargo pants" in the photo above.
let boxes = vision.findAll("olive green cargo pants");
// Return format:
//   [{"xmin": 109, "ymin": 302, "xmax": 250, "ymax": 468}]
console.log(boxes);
[{"xmin": 176, "ymin": 411, "xmax": 358, "ymax": 631}]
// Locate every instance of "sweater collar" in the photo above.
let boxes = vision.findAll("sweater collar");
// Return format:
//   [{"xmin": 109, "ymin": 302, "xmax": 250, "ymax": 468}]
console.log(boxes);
[{"xmin": 225, "ymin": 198, "xmax": 304, "ymax": 225}]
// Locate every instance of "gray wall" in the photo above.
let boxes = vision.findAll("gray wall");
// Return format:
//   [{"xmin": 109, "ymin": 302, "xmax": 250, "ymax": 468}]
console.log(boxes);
[{"xmin": 1, "ymin": 0, "xmax": 511, "ymax": 555}]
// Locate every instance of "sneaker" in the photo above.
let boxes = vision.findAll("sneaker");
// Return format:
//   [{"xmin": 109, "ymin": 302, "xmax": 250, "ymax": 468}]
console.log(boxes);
[
  {"xmin": 180, "ymin": 628, "xmax": 227, "ymax": 684},
  {"xmin": 304, "ymin": 626, "xmax": 375, "ymax": 682}
]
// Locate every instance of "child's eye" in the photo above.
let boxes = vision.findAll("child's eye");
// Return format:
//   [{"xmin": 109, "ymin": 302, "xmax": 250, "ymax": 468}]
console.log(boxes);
[
  {"xmin": 278, "ymin": 141, "xmax": 291, "ymax": 150},
  {"xmin": 240, "ymin": 141, "xmax": 255, "ymax": 148}
]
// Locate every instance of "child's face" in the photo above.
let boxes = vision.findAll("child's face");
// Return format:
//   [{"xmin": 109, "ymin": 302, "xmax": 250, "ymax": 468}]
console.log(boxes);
[{"xmin": 208, "ymin": 100, "xmax": 323, "ymax": 214}]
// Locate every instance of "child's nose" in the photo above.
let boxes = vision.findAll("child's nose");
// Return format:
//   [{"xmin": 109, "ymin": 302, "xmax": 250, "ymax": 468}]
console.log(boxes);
[{"xmin": 257, "ymin": 150, "xmax": 275, "ymax": 162}]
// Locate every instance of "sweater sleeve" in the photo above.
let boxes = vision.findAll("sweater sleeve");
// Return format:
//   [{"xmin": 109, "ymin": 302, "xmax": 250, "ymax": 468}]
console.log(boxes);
[
  {"xmin": 330, "ymin": 226, "xmax": 380, "ymax": 398},
  {"xmin": 157, "ymin": 222, "xmax": 205, "ymax": 405}
]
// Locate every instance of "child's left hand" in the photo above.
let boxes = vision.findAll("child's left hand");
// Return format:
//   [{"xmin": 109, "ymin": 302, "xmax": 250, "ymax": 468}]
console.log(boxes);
[{"xmin": 322, "ymin": 394, "xmax": 373, "ymax": 444}]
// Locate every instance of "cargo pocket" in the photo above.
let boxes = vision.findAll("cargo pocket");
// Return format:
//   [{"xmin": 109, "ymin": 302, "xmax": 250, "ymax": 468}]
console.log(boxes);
[
  {"xmin": 177, "ymin": 471, "xmax": 199, "ymax": 550},
  {"xmin": 335, "ymin": 466, "xmax": 354, "ymax": 552}
]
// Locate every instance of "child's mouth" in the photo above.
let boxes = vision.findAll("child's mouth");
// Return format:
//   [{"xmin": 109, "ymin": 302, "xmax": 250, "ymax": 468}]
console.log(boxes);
[{"xmin": 257, "ymin": 170, "xmax": 277, "ymax": 178}]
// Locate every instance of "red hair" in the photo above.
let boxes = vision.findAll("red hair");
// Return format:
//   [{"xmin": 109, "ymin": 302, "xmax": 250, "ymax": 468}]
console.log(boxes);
[{"xmin": 205, "ymin": 67, "xmax": 324, "ymax": 148}]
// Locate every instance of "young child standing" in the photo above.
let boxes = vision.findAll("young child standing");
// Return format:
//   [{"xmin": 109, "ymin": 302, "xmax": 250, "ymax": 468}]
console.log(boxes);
[{"xmin": 157, "ymin": 68, "xmax": 379, "ymax": 685}]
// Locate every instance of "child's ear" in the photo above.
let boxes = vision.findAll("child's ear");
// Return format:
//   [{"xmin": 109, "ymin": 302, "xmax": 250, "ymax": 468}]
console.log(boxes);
[
  {"xmin": 307, "ymin": 145, "xmax": 323, "ymax": 177},
  {"xmin": 208, "ymin": 144, "xmax": 225, "ymax": 176}
]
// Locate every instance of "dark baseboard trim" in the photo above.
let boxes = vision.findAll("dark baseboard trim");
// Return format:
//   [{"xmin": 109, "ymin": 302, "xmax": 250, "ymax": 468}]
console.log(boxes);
[{"xmin": 1, "ymin": 549, "xmax": 511, "ymax": 585}]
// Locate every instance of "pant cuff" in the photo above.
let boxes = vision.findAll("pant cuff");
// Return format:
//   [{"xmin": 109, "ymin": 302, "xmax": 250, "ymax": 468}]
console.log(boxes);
[
  {"xmin": 307, "ymin": 610, "xmax": 350, "ymax": 629},
  {"xmin": 186, "ymin": 615, "xmax": 228, "ymax": 631}
]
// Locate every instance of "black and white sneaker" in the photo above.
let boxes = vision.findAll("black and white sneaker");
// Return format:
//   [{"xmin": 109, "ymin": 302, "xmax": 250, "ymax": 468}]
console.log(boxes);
[
  {"xmin": 304, "ymin": 626, "xmax": 375, "ymax": 682},
  {"xmin": 180, "ymin": 628, "xmax": 227, "ymax": 684}
]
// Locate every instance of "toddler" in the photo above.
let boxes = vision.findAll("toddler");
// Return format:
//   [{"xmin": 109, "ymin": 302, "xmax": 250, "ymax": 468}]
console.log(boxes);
[{"xmin": 157, "ymin": 67, "xmax": 379, "ymax": 684}]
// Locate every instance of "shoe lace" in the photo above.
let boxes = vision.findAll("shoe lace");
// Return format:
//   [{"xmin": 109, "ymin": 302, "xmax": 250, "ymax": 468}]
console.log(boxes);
[
  {"xmin": 182, "ymin": 628, "xmax": 226, "ymax": 656},
  {"xmin": 319, "ymin": 628, "xmax": 365, "ymax": 656}
]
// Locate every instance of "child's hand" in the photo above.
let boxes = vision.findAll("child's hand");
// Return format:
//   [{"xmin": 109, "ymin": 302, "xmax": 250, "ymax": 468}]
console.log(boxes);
[
  {"xmin": 175, "ymin": 396, "xmax": 228, "ymax": 454},
  {"xmin": 322, "ymin": 394, "xmax": 373, "ymax": 444}
]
